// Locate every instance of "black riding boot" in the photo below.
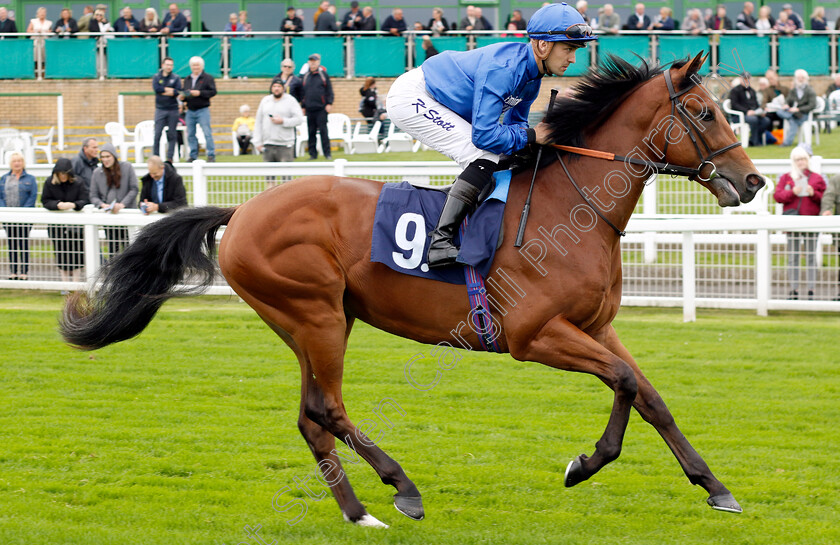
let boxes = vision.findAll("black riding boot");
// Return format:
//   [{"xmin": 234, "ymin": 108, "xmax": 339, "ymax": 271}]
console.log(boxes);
[{"xmin": 427, "ymin": 178, "xmax": 481, "ymax": 269}]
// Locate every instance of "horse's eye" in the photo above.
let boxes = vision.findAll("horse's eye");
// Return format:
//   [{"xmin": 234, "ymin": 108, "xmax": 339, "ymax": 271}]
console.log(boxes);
[{"xmin": 700, "ymin": 109, "xmax": 715, "ymax": 122}]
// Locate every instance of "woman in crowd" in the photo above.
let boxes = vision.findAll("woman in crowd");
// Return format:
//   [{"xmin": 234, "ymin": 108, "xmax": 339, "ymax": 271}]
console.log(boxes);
[
  {"xmin": 774, "ymin": 146, "xmax": 826, "ymax": 300},
  {"xmin": 755, "ymin": 5, "xmax": 774, "ymax": 32},
  {"xmin": 810, "ymin": 6, "xmax": 826, "ymax": 31},
  {"xmin": 89, "ymin": 143, "xmax": 138, "ymax": 259},
  {"xmin": 238, "ymin": 10, "xmax": 252, "ymax": 34},
  {"xmin": 648, "ymin": 7, "xmax": 674, "ymax": 30},
  {"xmin": 28, "ymin": 6, "xmax": 53, "ymax": 59},
  {"xmin": 232, "ymin": 104, "xmax": 255, "ymax": 155},
  {"xmin": 139, "ymin": 7, "xmax": 160, "ymax": 33},
  {"xmin": 427, "ymin": 7, "xmax": 448, "ymax": 36},
  {"xmin": 0, "ymin": 152, "xmax": 38, "ymax": 280},
  {"xmin": 41, "ymin": 158, "xmax": 89, "ymax": 284},
  {"xmin": 359, "ymin": 77, "xmax": 380, "ymax": 126},
  {"xmin": 774, "ymin": 11, "xmax": 797, "ymax": 35},
  {"xmin": 52, "ymin": 7, "xmax": 78, "ymax": 37}
]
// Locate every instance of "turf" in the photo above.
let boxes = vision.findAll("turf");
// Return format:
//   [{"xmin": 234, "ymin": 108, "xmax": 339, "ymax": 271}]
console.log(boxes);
[{"xmin": 1, "ymin": 291, "xmax": 838, "ymax": 545}]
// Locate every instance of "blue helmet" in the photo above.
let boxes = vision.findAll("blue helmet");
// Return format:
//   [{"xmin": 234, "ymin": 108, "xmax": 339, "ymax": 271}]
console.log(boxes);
[{"xmin": 527, "ymin": 3, "xmax": 597, "ymax": 43}]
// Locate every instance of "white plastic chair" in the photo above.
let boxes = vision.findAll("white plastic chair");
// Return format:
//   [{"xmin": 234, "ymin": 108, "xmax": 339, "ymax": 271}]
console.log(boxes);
[
  {"xmin": 104, "ymin": 122, "xmax": 136, "ymax": 162},
  {"xmin": 231, "ymin": 130, "xmax": 258, "ymax": 157},
  {"xmin": 349, "ymin": 121, "xmax": 382, "ymax": 154},
  {"xmin": 31, "ymin": 126, "xmax": 54, "ymax": 164},
  {"xmin": 722, "ymin": 99, "xmax": 750, "ymax": 148},
  {"xmin": 380, "ymin": 121, "xmax": 416, "ymax": 153},
  {"xmin": 133, "ymin": 120, "xmax": 156, "ymax": 163},
  {"xmin": 327, "ymin": 113, "xmax": 353, "ymax": 153}
]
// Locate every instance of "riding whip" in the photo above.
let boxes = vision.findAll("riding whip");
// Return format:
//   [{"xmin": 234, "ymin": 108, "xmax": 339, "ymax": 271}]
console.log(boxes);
[{"xmin": 514, "ymin": 88, "xmax": 558, "ymax": 247}]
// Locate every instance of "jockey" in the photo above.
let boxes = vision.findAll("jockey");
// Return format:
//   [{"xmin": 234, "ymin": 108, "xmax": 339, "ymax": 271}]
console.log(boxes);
[{"xmin": 386, "ymin": 2, "xmax": 596, "ymax": 269}]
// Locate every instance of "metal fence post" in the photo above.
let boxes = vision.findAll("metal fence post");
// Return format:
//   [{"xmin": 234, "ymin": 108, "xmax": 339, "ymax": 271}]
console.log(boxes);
[
  {"xmin": 682, "ymin": 231, "xmax": 696, "ymax": 322},
  {"xmin": 755, "ymin": 228, "xmax": 770, "ymax": 316},
  {"xmin": 193, "ymin": 160, "xmax": 208, "ymax": 206},
  {"xmin": 222, "ymin": 36, "xmax": 230, "ymax": 79},
  {"xmin": 345, "ymin": 35, "xmax": 354, "ymax": 79},
  {"xmin": 83, "ymin": 218, "xmax": 101, "ymax": 287}
]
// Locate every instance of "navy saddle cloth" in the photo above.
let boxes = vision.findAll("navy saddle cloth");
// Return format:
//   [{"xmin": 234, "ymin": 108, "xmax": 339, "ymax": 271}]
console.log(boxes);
[{"xmin": 370, "ymin": 171, "xmax": 512, "ymax": 284}]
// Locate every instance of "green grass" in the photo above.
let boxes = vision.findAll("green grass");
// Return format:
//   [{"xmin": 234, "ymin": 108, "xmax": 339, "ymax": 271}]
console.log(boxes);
[{"xmin": 1, "ymin": 291, "xmax": 838, "ymax": 544}]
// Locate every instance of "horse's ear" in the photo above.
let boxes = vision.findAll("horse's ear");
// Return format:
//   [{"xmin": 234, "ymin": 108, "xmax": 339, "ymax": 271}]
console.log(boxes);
[{"xmin": 685, "ymin": 51, "xmax": 707, "ymax": 76}]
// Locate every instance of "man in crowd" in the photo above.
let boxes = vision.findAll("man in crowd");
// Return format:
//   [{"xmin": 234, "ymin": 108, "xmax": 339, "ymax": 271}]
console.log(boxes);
[
  {"xmin": 624, "ymin": 3, "xmax": 650, "ymax": 30},
  {"xmin": 77, "ymin": 5, "xmax": 94, "ymax": 33},
  {"xmin": 381, "ymin": 8, "xmax": 407, "ymax": 35},
  {"xmin": 275, "ymin": 58, "xmax": 303, "ymax": 102},
  {"xmin": 152, "ymin": 57, "xmax": 182, "ymax": 162},
  {"xmin": 139, "ymin": 155, "xmax": 188, "ymax": 214},
  {"xmin": 781, "ymin": 3, "xmax": 803, "ymax": 29},
  {"xmin": 254, "ymin": 77, "xmax": 304, "ymax": 184},
  {"xmin": 599, "ymin": 4, "xmax": 620, "ymax": 33},
  {"xmin": 0, "ymin": 7, "xmax": 17, "ymax": 34},
  {"xmin": 576, "ymin": 0, "xmax": 590, "ymax": 24},
  {"xmin": 71, "ymin": 137, "xmax": 99, "ymax": 190},
  {"xmin": 729, "ymin": 74, "xmax": 771, "ymax": 147},
  {"xmin": 161, "ymin": 3, "xmax": 187, "ymax": 35},
  {"xmin": 778, "ymin": 69, "xmax": 817, "ymax": 146},
  {"xmin": 113, "ymin": 6, "xmax": 139, "ymax": 33},
  {"xmin": 825, "ymin": 72, "xmax": 840, "ymax": 96},
  {"xmin": 314, "ymin": 2, "xmax": 338, "ymax": 31},
  {"xmin": 736, "ymin": 2, "xmax": 756, "ymax": 30},
  {"xmin": 508, "ymin": 9, "xmax": 526, "ymax": 31},
  {"xmin": 282, "ymin": 6, "xmax": 303, "ymax": 32},
  {"xmin": 183, "ymin": 56, "xmax": 217, "ymax": 162},
  {"xmin": 359, "ymin": 6, "xmax": 376, "ymax": 30},
  {"xmin": 707, "ymin": 5, "xmax": 733, "ymax": 30},
  {"xmin": 342, "ymin": 1, "xmax": 363, "ymax": 31},
  {"xmin": 300, "ymin": 53, "xmax": 333, "ymax": 160}
]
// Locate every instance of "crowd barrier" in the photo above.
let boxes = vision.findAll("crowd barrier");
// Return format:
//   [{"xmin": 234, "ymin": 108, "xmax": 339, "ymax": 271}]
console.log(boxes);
[
  {"xmin": 3, "ymin": 159, "xmax": 840, "ymax": 319},
  {"xmin": 0, "ymin": 30, "xmax": 838, "ymax": 80}
]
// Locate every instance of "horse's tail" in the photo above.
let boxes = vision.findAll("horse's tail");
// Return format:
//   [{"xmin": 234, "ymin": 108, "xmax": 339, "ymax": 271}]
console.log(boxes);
[{"xmin": 61, "ymin": 206, "xmax": 237, "ymax": 350}]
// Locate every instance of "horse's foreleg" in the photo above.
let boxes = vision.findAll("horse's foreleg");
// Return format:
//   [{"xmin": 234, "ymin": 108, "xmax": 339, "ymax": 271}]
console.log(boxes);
[
  {"xmin": 604, "ymin": 326, "xmax": 742, "ymax": 513},
  {"xmin": 510, "ymin": 316, "xmax": 638, "ymax": 486}
]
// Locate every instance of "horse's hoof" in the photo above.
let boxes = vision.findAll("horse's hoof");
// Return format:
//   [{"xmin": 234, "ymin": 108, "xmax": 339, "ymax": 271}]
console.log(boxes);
[
  {"xmin": 343, "ymin": 512, "xmax": 390, "ymax": 528},
  {"xmin": 707, "ymin": 493, "xmax": 743, "ymax": 513},
  {"xmin": 394, "ymin": 494, "xmax": 425, "ymax": 520},
  {"xmin": 564, "ymin": 454, "xmax": 588, "ymax": 488}
]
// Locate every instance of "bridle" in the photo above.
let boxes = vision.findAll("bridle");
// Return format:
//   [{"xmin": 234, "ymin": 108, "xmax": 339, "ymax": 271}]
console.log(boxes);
[{"xmin": 548, "ymin": 67, "xmax": 743, "ymax": 236}]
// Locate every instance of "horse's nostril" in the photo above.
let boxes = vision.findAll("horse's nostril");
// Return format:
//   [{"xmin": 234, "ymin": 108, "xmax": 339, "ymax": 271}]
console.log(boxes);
[{"xmin": 747, "ymin": 174, "xmax": 765, "ymax": 189}]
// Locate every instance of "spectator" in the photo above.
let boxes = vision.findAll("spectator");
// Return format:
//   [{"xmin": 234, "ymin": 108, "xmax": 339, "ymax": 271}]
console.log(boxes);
[
  {"xmin": 810, "ymin": 7, "xmax": 826, "ymax": 31},
  {"xmin": 575, "ymin": 0, "xmax": 590, "ymax": 24},
  {"xmin": 781, "ymin": 3, "xmax": 803, "ymax": 30},
  {"xmin": 729, "ymin": 74, "xmax": 772, "ymax": 147},
  {"xmin": 421, "ymin": 35, "xmax": 439, "ymax": 57},
  {"xmin": 152, "ymin": 57, "xmax": 182, "ymax": 162},
  {"xmin": 736, "ymin": 2, "xmax": 756, "ymax": 30},
  {"xmin": 508, "ymin": 9, "xmax": 527, "ymax": 31},
  {"xmin": 342, "ymin": 1, "xmax": 363, "ymax": 31},
  {"xmin": 282, "ymin": 6, "xmax": 303, "ymax": 32},
  {"xmin": 764, "ymin": 69, "xmax": 789, "ymax": 102},
  {"xmin": 253, "ymin": 77, "xmax": 303, "ymax": 176},
  {"xmin": 649, "ymin": 7, "xmax": 674, "ymax": 30},
  {"xmin": 139, "ymin": 7, "xmax": 160, "ymax": 33},
  {"xmin": 359, "ymin": 6, "xmax": 376, "ymax": 30},
  {"xmin": 139, "ymin": 155, "xmax": 187, "ymax": 214},
  {"xmin": 819, "ymin": 171, "xmax": 840, "ymax": 300},
  {"xmin": 182, "ymin": 8, "xmax": 207, "ymax": 32},
  {"xmin": 161, "ymin": 3, "xmax": 187, "ymax": 35},
  {"xmin": 238, "ymin": 10, "xmax": 252, "ymax": 34},
  {"xmin": 459, "ymin": 5, "xmax": 490, "ymax": 30},
  {"xmin": 300, "ymin": 53, "xmax": 333, "ymax": 160},
  {"xmin": 113, "ymin": 6, "xmax": 139, "ymax": 34},
  {"xmin": 28, "ymin": 6, "xmax": 53, "ymax": 35},
  {"xmin": 359, "ymin": 77, "xmax": 380, "ymax": 123},
  {"xmin": 774, "ymin": 11, "xmax": 797, "ymax": 35},
  {"xmin": 0, "ymin": 152, "xmax": 38, "ymax": 281},
  {"xmin": 755, "ymin": 5, "xmax": 774, "ymax": 32},
  {"xmin": 599, "ymin": 4, "xmax": 620, "ymax": 34},
  {"xmin": 315, "ymin": 3, "xmax": 338, "ymax": 32},
  {"xmin": 778, "ymin": 69, "xmax": 817, "ymax": 146},
  {"xmin": 224, "ymin": 12, "xmax": 242, "ymax": 34},
  {"xmin": 825, "ymin": 73, "xmax": 840, "ymax": 96},
  {"xmin": 0, "ymin": 7, "xmax": 16, "ymax": 35},
  {"xmin": 382, "ymin": 8, "xmax": 407, "ymax": 35},
  {"xmin": 708, "ymin": 5, "xmax": 733, "ymax": 31},
  {"xmin": 474, "ymin": 7, "xmax": 492, "ymax": 30},
  {"xmin": 71, "ymin": 137, "xmax": 99, "ymax": 190},
  {"xmin": 275, "ymin": 58, "xmax": 303, "ymax": 103},
  {"xmin": 232, "ymin": 104, "xmax": 255, "ymax": 155},
  {"xmin": 77, "ymin": 5, "xmax": 94, "ymax": 34},
  {"xmin": 774, "ymin": 146, "xmax": 825, "ymax": 300},
  {"xmin": 183, "ymin": 56, "xmax": 217, "ymax": 162},
  {"xmin": 90, "ymin": 143, "xmax": 139, "ymax": 258},
  {"xmin": 428, "ymin": 7, "xmax": 449, "ymax": 35},
  {"xmin": 41, "ymin": 158, "xmax": 89, "ymax": 284},
  {"xmin": 52, "ymin": 8, "xmax": 78, "ymax": 37},
  {"xmin": 89, "ymin": 8, "xmax": 112, "ymax": 34},
  {"xmin": 683, "ymin": 8, "xmax": 706, "ymax": 34},
  {"xmin": 313, "ymin": 1, "xmax": 328, "ymax": 25},
  {"xmin": 624, "ymin": 3, "xmax": 649, "ymax": 30}
]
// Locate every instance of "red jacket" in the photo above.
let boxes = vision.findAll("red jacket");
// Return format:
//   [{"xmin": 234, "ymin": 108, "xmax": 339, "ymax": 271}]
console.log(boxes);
[{"xmin": 774, "ymin": 170, "xmax": 825, "ymax": 216}]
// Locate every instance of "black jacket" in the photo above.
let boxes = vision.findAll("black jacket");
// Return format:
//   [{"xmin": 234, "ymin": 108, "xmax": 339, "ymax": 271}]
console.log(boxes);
[
  {"xmin": 152, "ymin": 70, "xmax": 182, "ymax": 110},
  {"xmin": 314, "ymin": 10, "xmax": 338, "ymax": 31},
  {"xmin": 70, "ymin": 148, "xmax": 99, "ymax": 190},
  {"xmin": 0, "ymin": 18, "xmax": 18, "ymax": 35},
  {"xmin": 139, "ymin": 163, "xmax": 188, "ymax": 212},
  {"xmin": 301, "ymin": 67, "xmax": 333, "ymax": 111},
  {"xmin": 281, "ymin": 15, "xmax": 303, "ymax": 32},
  {"xmin": 729, "ymin": 85, "xmax": 761, "ymax": 113},
  {"xmin": 183, "ymin": 71, "xmax": 217, "ymax": 111},
  {"xmin": 274, "ymin": 73, "xmax": 303, "ymax": 103},
  {"xmin": 359, "ymin": 15, "xmax": 376, "ymax": 31},
  {"xmin": 359, "ymin": 87, "xmax": 378, "ymax": 118},
  {"xmin": 41, "ymin": 180, "xmax": 89, "ymax": 211}
]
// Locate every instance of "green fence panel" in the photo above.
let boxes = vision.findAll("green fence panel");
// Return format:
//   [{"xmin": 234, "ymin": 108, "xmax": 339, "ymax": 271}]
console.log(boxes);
[
  {"xmin": 416, "ymin": 36, "xmax": 467, "ymax": 65},
  {"xmin": 718, "ymin": 35, "xmax": 770, "ymax": 77},
  {"xmin": 354, "ymin": 37, "xmax": 405, "ymax": 77},
  {"xmin": 657, "ymin": 36, "xmax": 710, "ymax": 74},
  {"xmin": 779, "ymin": 35, "xmax": 830, "ymax": 76},
  {"xmin": 596, "ymin": 35, "xmax": 650, "ymax": 66},
  {"xmin": 230, "ymin": 38, "xmax": 284, "ymax": 77},
  {"xmin": 563, "ymin": 46, "xmax": 592, "ymax": 76},
  {"xmin": 291, "ymin": 37, "xmax": 344, "ymax": 77},
  {"xmin": 0, "ymin": 40, "xmax": 34, "ymax": 79},
  {"xmin": 168, "ymin": 38, "xmax": 222, "ymax": 78},
  {"xmin": 107, "ymin": 38, "xmax": 160, "ymax": 78},
  {"xmin": 45, "ymin": 39, "xmax": 97, "ymax": 79}
]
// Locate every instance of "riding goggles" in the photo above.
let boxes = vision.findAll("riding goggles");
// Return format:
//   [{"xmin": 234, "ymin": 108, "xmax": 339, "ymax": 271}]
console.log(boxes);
[{"xmin": 529, "ymin": 23, "xmax": 596, "ymax": 41}]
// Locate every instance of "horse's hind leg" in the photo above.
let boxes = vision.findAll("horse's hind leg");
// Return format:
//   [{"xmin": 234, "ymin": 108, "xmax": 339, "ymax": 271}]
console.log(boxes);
[{"xmin": 604, "ymin": 326, "xmax": 741, "ymax": 513}]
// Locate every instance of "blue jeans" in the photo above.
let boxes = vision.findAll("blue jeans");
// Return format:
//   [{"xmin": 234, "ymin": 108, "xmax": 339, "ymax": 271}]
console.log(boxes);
[
  {"xmin": 153, "ymin": 108, "xmax": 179, "ymax": 160},
  {"xmin": 186, "ymin": 107, "xmax": 215, "ymax": 160},
  {"xmin": 777, "ymin": 109, "xmax": 807, "ymax": 146}
]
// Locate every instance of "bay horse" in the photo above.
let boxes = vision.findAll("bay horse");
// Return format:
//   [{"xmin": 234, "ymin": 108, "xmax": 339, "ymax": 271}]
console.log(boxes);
[{"xmin": 61, "ymin": 53, "xmax": 763, "ymax": 526}]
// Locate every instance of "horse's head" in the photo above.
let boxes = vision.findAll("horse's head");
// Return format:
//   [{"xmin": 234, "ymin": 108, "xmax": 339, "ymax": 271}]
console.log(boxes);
[{"xmin": 655, "ymin": 52, "xmax": 765, "ymax": 207}]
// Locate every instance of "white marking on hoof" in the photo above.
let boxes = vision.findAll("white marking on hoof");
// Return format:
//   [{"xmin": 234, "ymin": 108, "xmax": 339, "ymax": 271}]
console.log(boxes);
[{"xmin": 343, "ymin": 512, "xmax": 389, "ymax": 528}]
